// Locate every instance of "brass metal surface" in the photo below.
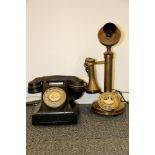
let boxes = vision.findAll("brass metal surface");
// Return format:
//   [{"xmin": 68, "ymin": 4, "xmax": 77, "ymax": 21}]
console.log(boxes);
[
  {"xmin": 91, "ymin": 92, "xmax": 126, "ymax": 116},
  {"xmin": 91, "ymin": 100, "xmax": 126, "ymax": 116},
  {"xmin": 98, "ymin": 23, "xmax": 121, "ymax": 46},
  {"xmin": 95, "ymin": 60, "xmax": 105, "ymax": 65},
  {"xmin": 104, "ymin": 51, "xmax": 113, "ymax": 92},
  {"xmin": 43, "ymin": 87, "xmax": 66, "ymax": 108},
  {"xmin": 84, "ymin": 58, "xmax": 100, "ymax": 93},
  {"xmin": 98, "ymin": 92, "xmax": 120, "ymax": 111},
  {"xmin": 84, "ymin": 22, "xmax": 126, "ymax": 116}
]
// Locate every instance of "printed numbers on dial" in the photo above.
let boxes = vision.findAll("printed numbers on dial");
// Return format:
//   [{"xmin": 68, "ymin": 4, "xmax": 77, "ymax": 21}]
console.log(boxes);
[
  {"xmin": 43, "ymin": 87, "xmax": 66, "ymax": 108},
  {"xmin": 98, "ymin": 92, "xmax": 120, "ymax": 111}
]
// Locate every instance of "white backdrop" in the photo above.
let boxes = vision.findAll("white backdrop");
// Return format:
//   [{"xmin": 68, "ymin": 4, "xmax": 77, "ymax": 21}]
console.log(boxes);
[{"xmin": 26, "ymin": 0, "xmax": 129, "ymax": 103}]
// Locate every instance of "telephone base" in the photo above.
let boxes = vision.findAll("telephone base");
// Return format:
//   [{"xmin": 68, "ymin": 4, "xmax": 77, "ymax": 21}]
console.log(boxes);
[
  {"xmin": 91, "ymin": 101, "xmax": 126, "ymax": 116},
  {"xmin": 32, "ymin": 102, "xmax": 79, "ymax": 125}
]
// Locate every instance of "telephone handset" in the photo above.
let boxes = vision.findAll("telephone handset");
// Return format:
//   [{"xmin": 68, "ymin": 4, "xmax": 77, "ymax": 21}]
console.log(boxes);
[{"xmin": 28, "ymin": 75, "xmax": 86, "ymax": 125}]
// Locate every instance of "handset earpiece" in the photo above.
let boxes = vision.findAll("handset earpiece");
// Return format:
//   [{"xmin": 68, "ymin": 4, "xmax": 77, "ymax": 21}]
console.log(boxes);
[
  {"xmin": 68, "ymin": 77, "xmax": 86, "ymax": 100},
  {"xmin": 98, "ymin": 22, "xmax": 121, "ymax": 46},
  {"xmin": 28, "ymin": 77, "xmax": 43, "ymax": 93},
  {"xmin": 103, "ymin": 22, "xmax": 116, "ymax": 37}
]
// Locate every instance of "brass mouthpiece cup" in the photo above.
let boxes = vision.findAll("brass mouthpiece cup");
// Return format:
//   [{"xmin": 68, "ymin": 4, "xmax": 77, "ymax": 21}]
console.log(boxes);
[{"xmin": 98, "ymin": 22, "xmax": 121, "ymax": 46}]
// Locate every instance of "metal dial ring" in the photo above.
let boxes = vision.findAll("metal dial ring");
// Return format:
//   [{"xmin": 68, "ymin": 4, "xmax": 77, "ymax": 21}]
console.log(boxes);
[
  {"xmin": 98, "ymin": 92, "xmax": 120, "ymax": 111},
  {"xmin": 43, "ymin": 87, "xmax": 66, "ymax": 108}
]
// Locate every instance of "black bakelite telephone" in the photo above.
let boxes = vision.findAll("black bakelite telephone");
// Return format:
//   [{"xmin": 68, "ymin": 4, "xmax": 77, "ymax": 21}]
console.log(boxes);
[{"xmin": 28, "ymin": 75, "xmax": 86, "ymax": 125}]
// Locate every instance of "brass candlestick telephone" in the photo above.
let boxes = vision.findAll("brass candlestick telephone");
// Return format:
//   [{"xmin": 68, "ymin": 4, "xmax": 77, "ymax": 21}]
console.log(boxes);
[{"xmin": 84, "ymin": 23, "xmax": 126, "ymax": 116}]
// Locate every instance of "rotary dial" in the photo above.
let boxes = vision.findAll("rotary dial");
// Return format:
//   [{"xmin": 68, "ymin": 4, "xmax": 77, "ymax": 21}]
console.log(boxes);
[
  {"xmin": 43, "ymin": 87, "xmax": 66, "ymax": 108},
  {"xmin": 98, "ymin": 92, "xmax": 120, "ymax": 111}
]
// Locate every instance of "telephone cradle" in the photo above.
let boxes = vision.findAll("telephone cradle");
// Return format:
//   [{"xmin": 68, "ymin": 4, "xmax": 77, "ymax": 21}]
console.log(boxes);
[
  {"xmin": 28, "ymin": 75, "xmax": 86, "ymax": 125},
  {"xmin": 32, "ymin": 101, "xmax": 79, "ymax": 125}
]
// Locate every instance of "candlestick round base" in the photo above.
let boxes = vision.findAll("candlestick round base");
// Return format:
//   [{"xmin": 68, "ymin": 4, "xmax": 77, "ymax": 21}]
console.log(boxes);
[{"xmin": 91, "ymin": 101, "xmax": 126, "ymax": 116}]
